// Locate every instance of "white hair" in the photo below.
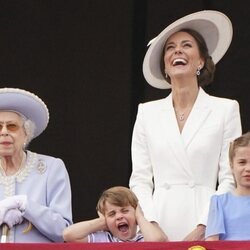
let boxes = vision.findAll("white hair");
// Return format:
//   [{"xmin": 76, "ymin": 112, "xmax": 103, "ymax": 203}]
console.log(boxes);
[{"xmin": 20, "ymin": 115, "xmax": 36, "ymax": 148}]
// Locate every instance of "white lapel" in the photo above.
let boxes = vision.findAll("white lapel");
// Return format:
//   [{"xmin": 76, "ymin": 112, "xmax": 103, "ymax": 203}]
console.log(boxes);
[
  {"xmin": 182, "ymin": 88, "xmax": 211, "ymax": 148},
  {"xmin": 159, "ymin": 94, "xmax": 194, "ymax": 177}
]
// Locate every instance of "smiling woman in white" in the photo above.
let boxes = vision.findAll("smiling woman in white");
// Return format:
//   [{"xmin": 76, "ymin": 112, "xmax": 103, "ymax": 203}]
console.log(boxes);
[
  {"xmin": 129, "ymin": 10, "xmax": 242, "ymax": 241},
  {"xmin": 0, "ymin": 88, "xmax": 72, "ymax": 242}
]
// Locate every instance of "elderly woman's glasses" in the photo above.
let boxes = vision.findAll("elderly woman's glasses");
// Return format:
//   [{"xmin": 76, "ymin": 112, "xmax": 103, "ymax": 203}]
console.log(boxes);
[{"xmin": 0, "ymin": 123, "xmax": 21, "ymax": 132}]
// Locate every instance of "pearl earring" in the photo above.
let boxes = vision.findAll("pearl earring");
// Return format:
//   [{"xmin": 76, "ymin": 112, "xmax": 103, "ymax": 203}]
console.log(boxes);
[{"xmin": 164, "ymin": 70, "xmax": 168, "ymax": 78}]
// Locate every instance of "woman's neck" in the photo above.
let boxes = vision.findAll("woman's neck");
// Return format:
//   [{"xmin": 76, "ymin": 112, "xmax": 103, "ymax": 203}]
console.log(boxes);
[
  {"xmin": 171, "ymin": 83, "xmax": 199, "ymax": 132},
  {"xmin": 0, "ymin": 151, "xmax": 26, "ymax": 176},
  {"xmin": 172, "ymin": 84, "xmax": 199, "ymax": 109}
]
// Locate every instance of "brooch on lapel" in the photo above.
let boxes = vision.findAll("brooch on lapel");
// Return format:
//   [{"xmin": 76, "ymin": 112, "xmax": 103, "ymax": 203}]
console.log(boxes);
[{"xmin": 37, "ymin": 160, "xmax": 47, "ymax": 174}]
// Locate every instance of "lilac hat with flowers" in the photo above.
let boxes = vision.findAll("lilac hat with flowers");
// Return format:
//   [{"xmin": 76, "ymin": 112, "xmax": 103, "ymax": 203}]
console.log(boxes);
[{"xmin": 0, "ymin": 88, "xmax": 49, "ymax": 138}]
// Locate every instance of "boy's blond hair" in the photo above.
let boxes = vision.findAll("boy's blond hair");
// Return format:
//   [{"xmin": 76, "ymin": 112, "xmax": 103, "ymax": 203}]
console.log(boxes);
[
  {"xmin": 96, "ymin": 186, "xmax": 138, "ymax": 215},
  {"xmin": 229, "ymin": 132, "xmax": 250, "ymax": 167}
]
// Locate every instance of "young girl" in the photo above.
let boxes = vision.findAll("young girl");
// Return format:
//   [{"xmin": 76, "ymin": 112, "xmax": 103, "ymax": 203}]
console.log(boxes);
[
  {"xmin": 205, "ymin": 132, "xmax": 250, "ymax": 240},
  {"xmin": 63, "ymin": 186, "xmax": 167, "ymax": 242}
]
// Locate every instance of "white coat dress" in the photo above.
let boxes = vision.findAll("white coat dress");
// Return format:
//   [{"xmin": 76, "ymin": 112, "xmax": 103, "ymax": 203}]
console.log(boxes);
[{"xmin": 129, "ymin": 88, "xmax": 242, "ymax": 241}]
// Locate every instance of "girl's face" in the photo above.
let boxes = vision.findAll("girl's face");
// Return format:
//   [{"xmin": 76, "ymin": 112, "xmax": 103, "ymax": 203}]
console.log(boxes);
[
  {"xmin": 232, "ymin": 146, "xmax": 250, "ymax": 194},
  {"xmin": 0, "ymin": 111, "xmax": 27, "ymax": 158},
  {"xmin": 164, "ymin": 31, "xmax": 204, "ymax": 83},
  {"xmin": 104, "ymin": 201, "xmax": 137, "ymax": 241}
]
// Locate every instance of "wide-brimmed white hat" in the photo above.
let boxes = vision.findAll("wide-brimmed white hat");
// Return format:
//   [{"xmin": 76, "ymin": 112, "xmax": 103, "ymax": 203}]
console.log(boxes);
[
  {"xmin": 143, "ymin": 10, "xmax": 233, "ymax": 89},
  {"xmin": 0, "ymin": 88, "xmax": 49, "ymax": 138}
]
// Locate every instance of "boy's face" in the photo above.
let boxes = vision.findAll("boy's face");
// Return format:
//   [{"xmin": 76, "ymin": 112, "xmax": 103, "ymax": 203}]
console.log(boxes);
[
  {"xmin": 104, "ymin": 201, "xmax": 137, "ymax": 241},
  {"xmin": 232, "ymin": 146, "xmax": 250, "ymax": 193}
]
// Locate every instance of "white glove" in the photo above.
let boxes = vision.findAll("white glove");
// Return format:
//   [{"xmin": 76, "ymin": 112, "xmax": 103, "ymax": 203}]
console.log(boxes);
[
  {"xmin": 3, "ymin": 209, "xmax": 24, "ymax": 228},
  {"xmin": 0, "ymin": 195, "xmax": 27, "ymax": 225}
]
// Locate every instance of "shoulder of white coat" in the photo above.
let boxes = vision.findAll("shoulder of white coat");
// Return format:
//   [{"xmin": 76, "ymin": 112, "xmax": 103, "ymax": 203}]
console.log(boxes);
[
  {"xmin": 138, "ymin": 97, "xmax": 168, "ymax": 111},
  {"xmin": 206, "ymin": 95, "xmax": 239, "ymax": 113},
  {"xmin": 208, "ymin": 95, "xmax": 238, "ymax": 106}
]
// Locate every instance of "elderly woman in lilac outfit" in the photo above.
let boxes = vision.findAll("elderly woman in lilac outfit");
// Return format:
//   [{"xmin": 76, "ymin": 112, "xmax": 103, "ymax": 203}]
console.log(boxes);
[{"xmin": 0, "ymin": 88, "xmax": 72, "ymax": 242}]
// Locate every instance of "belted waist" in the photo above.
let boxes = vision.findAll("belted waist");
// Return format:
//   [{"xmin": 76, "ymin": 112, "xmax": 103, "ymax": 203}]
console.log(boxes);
[{"xmin": 155, "ymin": 181, "xmax": 214, "ymax": 190}]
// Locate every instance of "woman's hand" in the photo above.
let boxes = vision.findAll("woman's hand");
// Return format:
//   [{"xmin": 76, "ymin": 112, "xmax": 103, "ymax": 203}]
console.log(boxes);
[
  {"xmin": 0, "ymin": 195, "xmax": 27, "ymax": 224},
  {"xmin": 183, "ymin": 224, "xmax": 206, "ymax": 241},
  {"xmin": 3, "ymin": 209, "xmax": 23, "ymax": 228}
]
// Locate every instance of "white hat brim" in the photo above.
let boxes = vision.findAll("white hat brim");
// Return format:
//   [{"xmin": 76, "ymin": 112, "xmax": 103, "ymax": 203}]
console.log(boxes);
[
  {"xmin": 143, "ymin": 10, "xmax": 233, "ymax": 89},
  {"xmin": 0, "ymin": 88, "xmax": 49, "ymax": 138}
]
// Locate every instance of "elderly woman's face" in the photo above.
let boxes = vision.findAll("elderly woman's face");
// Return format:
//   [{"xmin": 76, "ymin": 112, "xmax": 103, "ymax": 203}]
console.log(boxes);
[
  {"xmin": 163, "ymin": 31, "xmax": 204, "ymax": 82},
  {"xmin": 0, "ymin": 111, "xmax": 27, "ymax": 157}
]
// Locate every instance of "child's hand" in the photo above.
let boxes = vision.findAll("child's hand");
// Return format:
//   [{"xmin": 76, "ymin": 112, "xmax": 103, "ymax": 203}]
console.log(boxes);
[
  {"xmin": 97, "ymin": 210, "xmax": 104, "ymax": 218},
  {"xmin": 97, "ymin": 210, "xmax": 109, "ymax": 231},
  {"xmin": 135, "ymin": 204, "xmax": 144, "ymax": 221}
]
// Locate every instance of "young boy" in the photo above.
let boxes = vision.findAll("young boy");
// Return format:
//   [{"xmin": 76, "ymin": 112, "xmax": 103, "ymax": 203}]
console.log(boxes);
[
  {"xmin": 63, "ymin": 186, "xmax": 167, "ymax": 242},
  {"xmin": 205, "ymin": 132, "xmax": 250, "ymax": 240}
]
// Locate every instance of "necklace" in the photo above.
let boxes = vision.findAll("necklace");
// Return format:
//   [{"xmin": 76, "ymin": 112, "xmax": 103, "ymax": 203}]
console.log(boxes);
[
  {"xmin": 174, "ymin": 107, "xmax": 192, "ymax": 122},
  {"xmin": 174, "ymin": 110, "xmax": 185, "ymax": 122},
  {"xmin": 178, "ymin": 113, "xmax": 185, "ymax": 121},
  {"xmin": 0, "ymin": 152, "xmax": 26, "ymax": 176}
]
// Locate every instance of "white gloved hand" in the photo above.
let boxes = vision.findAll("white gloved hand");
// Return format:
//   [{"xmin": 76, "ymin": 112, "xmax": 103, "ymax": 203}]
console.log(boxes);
[
  {"xmin": 3, "ymin": 208, "xmax": 24, "ymax": 228},
  {"xmin": 0, "ymin": 195, "xmax": 27, "ymax": 225}
]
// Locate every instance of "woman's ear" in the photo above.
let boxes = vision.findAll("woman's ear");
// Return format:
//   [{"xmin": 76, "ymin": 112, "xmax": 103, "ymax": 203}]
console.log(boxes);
[
  {"xmin": 199, "ymin": 63, "xmax": 204, "ymax": 70},
  {"xmin": 198, "ymin": 58, "xmax": 205, "ymax": 69}
]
